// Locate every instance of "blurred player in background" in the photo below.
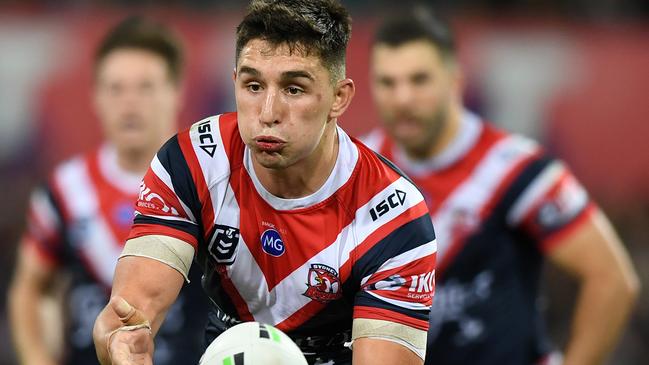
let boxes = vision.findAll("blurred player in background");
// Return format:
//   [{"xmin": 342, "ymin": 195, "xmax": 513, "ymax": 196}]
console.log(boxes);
[
  {"xmin": 8, "ymin": 16, "xmax": 208, "ymax": 365},
  {"xmin": 364, "ymin": 8, "xmax": 640, "ymax": 365},
  {"xmin": 92, "ymin": 1, "xmax": 436, "ymax": 364}
]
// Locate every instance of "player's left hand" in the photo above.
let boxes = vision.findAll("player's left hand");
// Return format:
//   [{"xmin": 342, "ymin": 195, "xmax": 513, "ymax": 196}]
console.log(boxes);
[{"xmin": 106, "ymin": 296, "xmax": 154, "ymax": 365}]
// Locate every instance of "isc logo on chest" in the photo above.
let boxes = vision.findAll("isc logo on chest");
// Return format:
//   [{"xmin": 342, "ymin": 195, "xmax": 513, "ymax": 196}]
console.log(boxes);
[{"xmin": 369, "ymin": 189, "xmax": 407, "ymax": 221}]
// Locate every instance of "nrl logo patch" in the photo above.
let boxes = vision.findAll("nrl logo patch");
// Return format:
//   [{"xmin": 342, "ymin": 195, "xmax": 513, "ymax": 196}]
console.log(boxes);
[
  {"xmin": 303, "ymin": 264, "xmax": 342, "ymax": 303},
  {"xmin": 207, "ymin": 224, "xmax": 240, "ymax": 265}
]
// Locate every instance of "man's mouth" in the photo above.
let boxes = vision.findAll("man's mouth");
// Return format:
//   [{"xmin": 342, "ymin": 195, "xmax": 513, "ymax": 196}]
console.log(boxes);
[{"xmin": 254, "ymin": 136, "xmax": 286, "ymax": 153}]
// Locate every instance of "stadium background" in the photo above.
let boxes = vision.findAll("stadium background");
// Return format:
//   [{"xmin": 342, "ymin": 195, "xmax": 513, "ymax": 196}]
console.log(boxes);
[{"xmin": 0, "ymin": 0, "xmax": 647, "ymax": 363}]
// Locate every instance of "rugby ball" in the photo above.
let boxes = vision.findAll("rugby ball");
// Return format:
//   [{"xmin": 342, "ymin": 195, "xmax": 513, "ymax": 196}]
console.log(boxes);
[{"xmin": 199, "ymin": 322, "xmax": 308, "ymax": 365}]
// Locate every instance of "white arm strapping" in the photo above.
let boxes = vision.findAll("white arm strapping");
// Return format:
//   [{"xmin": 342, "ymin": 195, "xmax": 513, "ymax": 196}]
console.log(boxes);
[
  {"xmin": 350, "ymin": 318, "xmax": 427, "ymax": 360},
  {"xmin": 119, "ymin": 235, "xmax": 195, "ymax": 282}
]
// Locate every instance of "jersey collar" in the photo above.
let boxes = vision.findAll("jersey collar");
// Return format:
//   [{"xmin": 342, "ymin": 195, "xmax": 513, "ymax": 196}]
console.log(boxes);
[{"xmin": 392, "ymin": 109, "xmax": 483, "ymax": 176}]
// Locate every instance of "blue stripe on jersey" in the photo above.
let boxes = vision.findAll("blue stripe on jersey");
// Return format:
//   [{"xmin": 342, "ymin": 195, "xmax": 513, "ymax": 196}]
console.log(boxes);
[
  {"xmin": 133, "ymin": 215, "xmax": 201, "ymax": 238},
  {"xmin": 352, "ymin": 213, "xmax": 436, "ymax": 282},
  {"xmin": 39, "ymin": 183, "xmax": 72, "ymax": 263},
  {"xmin": 355, "ymin": 290, "xmax": 430, "ymax": 321},
  {"xmin": 372, "ymin": 151, "xmax": 418, "ymax": 188},
  {"xmin": 497, "ymin": 154, "xmax": 554, "ymax": 219},
  {"xmin": 156, "ymin": 135, "xmax": 203, "ymax": 226}
]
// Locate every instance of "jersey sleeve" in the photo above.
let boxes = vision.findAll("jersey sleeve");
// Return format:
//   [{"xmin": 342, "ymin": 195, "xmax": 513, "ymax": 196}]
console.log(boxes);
[
  {"xmin": 351, "ymin": 178, "xmax": 437, "ymax": 331},
  {"xmin": 505, "ymin": 156, "xmax": 596, "ymax": 253},
  {"xmin": 128, "ymin": 134, "xmax": 203, "ymax": 248},
  {"xmin": 21, "ymin": 184, "xmax": 65, "ymax": 266}
]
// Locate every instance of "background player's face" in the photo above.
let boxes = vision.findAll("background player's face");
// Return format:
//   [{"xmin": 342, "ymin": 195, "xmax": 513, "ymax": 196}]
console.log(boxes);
[
  {"xmin": 371, "ymin": 40, "xmax": 461, "ymax": 157},
  {"xmin": 234, "ymin": 39, "xmax": 340, "ymax": 170},
  {"xmin": 94, "ymin": 48, "xmax": 180, "ymax": 155}
]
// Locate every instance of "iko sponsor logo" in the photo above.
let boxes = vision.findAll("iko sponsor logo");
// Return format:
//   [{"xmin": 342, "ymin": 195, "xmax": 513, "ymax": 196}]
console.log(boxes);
[
  {"xmin": 207, "ymin": 224, "xmax": 240, "ymax": 264},
  {"xmin": 261, "ymin": 228, "xmax": 285, "ymax": 257},
  {"xmin": 137, "ymin": 182, "xmax": 179, "ymax": 216},
  {"xmin": 369, "ymin": 189, "xmax": 407, "ymax": 221},
  {"xmin": 197, "ymin": 120, "xmax": 217, "ymax": 157},
  {"xmin": 408, "ymin": 270, "xmax": 435, "ymax": 294}
]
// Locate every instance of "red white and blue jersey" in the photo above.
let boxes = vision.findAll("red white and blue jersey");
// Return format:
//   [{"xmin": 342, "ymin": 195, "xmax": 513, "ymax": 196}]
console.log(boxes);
[
  {"xmin": 130, "ymin": 112, "xmax": 437, "ymax": 363},
  {"xmin": 23, "ymin": 145, "xmax": 208, "ymax": 365},
  {"xmin": 363, "ymin": 111, "xmax": 595, "ymax": 365}
]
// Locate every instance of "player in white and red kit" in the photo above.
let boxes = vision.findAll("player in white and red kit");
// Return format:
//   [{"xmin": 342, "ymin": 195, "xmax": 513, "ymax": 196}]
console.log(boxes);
[
  {"xmin": 365, "ymin": 9, "xmax": 639, "ymax": 365},
  {"xmin": 9, "ymin": 17, "xmax": 208, "ymax": 365},
  {"xmin": 93, "ymin": 2, "xmax": 436, "ymax": 365}
]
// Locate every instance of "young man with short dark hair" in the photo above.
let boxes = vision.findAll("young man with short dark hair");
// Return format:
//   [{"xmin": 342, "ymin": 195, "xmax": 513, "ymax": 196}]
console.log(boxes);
[{"xmin": 93, "ymin": 2, "xmax": 437, "ymax": 364}]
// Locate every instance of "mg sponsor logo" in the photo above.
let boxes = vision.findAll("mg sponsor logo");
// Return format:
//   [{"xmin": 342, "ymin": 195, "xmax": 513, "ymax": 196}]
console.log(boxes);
[{"xmin": 260, "ymin": 228, "xmax": 285, "ymax": 257}]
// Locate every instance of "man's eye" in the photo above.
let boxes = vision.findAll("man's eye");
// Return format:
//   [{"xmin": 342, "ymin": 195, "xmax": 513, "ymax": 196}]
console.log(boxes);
[
  {"xmin": 247, "ymin": 84, "xmax": 262, "ymax": 92},
  {"xmin": 286, "ymin": 87, "xmax": 303, "ymax": 95}
]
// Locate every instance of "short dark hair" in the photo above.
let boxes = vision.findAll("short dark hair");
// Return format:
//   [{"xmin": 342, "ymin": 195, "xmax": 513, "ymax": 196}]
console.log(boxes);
[
  {"xmin": 373, "ymin": 6, "xmax": 456, "ymax": 62},
  {"xmin": 95, "ymin": 16, "xmax": 184, "ymax": 84},
  {"xmin": 236, "ymin": 0, "xmax": 352, "ymax": 81}
]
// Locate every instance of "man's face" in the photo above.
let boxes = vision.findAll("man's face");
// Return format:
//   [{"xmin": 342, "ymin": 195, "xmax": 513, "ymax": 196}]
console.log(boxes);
[
  {"xmin": 234, "ymin": 39, "xmax": 338, "ymax": 170},
  {"xmin": 94, "ymin": 48, "xmax": 180, "ymax": 154},
  {"xmin": 371, "ymin": 40, "xmax": 459, "ymax": 156}
]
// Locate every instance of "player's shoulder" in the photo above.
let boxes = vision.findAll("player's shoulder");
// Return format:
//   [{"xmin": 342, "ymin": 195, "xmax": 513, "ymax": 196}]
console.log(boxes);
[
  {"xmin": 480, "ymin": 122, "xmax": 546, "ymax": 166},
  {"xmin": 159, "ymin": 112, "xmax": 243, "ymax": 167},
  {"xmin": 48, "ymin": 149, "xmax": 97, "ymax": 186},
  {"xmin": 350, "ymin": 135, "xmax": 426, "ymax": 208}
]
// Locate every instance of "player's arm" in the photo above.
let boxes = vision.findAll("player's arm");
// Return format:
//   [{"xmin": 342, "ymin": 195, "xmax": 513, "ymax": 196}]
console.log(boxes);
[
  {"xmin": 9, "ymin": 243, "xmax": 60, "ymax": 365},
  {"xmin": 547, "ymin": 209, "xmax": 639, "ymax": 365},
  {"xmin": 351, "ymin": 177, "xmax": 436, "ymax": 365},
  {"xmin": 352, "ymin": 321, "xmax": 427, "ymax": 365},
  {"xmin": 508, "ymin": 159, "xmax": 639, "ymax": 365},
  {"xmin": 93, "ymin": 235, "xmax": 194, "ymax": 365}
]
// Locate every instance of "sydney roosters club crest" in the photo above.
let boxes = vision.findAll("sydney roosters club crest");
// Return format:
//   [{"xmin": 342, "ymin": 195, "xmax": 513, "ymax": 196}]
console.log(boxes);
[{"xmin": 303, "ymin": 264, "xmax": 342, "ymax": 303}]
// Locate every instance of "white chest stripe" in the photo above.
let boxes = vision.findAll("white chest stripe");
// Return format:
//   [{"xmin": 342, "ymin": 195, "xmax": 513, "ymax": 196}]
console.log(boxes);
[
  {"xmin": 54, "ymin": 159, "xmax": 123, "ymax": 288},
  {"xmin": 432, "ymin": 135, "xmax": 538, "ymax": 263},
  {"xmin": 225, "ymin": 177, "xmax": 427, "ymax": 325}
]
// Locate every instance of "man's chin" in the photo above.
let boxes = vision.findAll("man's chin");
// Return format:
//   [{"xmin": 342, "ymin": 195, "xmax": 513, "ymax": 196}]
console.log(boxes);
[{"xmin": 253, "ymin": 151, "xmax": 289, "ymax": 170}]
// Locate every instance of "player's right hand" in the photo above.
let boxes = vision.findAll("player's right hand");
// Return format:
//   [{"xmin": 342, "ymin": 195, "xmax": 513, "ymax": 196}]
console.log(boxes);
[{"xmin": 105, "ymin": 296, "xmax": 154, "ymax": 365}]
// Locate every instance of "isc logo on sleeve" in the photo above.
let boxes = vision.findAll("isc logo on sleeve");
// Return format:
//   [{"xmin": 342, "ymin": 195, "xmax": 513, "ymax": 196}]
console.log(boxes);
[{"xmin": 369, "ymin": 189, "xmax": 407, "ymax": 221}]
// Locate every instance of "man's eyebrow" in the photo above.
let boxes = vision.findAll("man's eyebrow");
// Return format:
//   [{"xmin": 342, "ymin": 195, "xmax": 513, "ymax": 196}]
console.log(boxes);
[
  {"xmin": 281, "ymin": 70, "xmax": 315, "ymax": 82},
  {"xmin": 238, "ymin": 66, "xmax": 260, "ymax": 77}
]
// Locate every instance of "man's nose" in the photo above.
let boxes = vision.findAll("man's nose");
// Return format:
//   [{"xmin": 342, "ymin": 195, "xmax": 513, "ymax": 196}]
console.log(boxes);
[
  {"xmin": 259, "ymin": 88, "xmax": 283, "ymax": 126},
  {"xmin": 393, "ymin": 83, "xmax": 415, "ymax": 108}
]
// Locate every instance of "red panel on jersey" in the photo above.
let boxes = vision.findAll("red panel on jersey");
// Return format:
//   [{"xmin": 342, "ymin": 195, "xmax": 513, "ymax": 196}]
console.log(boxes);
[
  {"xmin": 229, "ymin": 150, "xmax": 404, "ymax": 292},
  {"xmin": 353, "ymin": 305, "xmax": 429, "ymax": 331},
  {"xmin": 437, "ymin": 151, "xmax": 539, "ymax": 274},
  {"xmin": 340, "ymin": 201, "xmax": 430, "ymax": 282},
  {"xmin": 381, "ymin": 125, "xmax": 507, "ymax": 215}
]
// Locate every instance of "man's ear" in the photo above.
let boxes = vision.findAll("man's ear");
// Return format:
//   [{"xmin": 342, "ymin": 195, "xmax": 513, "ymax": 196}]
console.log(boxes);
[{"xmin": 329, "ymin": 78, "xmax": 355, "ymax": 120}]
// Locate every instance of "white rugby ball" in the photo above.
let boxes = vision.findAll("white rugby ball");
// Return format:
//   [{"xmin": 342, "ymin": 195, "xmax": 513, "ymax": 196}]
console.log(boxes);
[{"xmin": 199, "ymin": 322, "xmax": 308, "ymax": 365}]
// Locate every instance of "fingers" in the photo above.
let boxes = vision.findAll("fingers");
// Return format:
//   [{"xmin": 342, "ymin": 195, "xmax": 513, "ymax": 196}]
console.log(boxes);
[
  {"xmin": 110, "ymin": 329, "xmax": 153, "ymax": 365},
  {"xmin": 110, "ymin": 296, "xmax": 149, "ymax": 326}
]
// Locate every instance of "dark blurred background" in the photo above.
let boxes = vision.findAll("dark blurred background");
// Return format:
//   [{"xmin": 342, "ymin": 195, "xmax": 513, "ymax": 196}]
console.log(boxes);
[{"xmin": 0, "ymin": 1, "xmax": 647, "ymax": 364}]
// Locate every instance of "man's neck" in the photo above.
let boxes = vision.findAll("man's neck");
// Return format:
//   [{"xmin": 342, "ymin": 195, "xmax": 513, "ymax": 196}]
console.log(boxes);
[{"xmin": 253, "ymin": 127, "xmax": 339, "ymax": 199}]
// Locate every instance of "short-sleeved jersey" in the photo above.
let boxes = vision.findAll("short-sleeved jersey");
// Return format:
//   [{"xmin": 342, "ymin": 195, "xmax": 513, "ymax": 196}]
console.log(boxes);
[
  {"xmin": 363, "ymin": 111, "xmax": 594, "ymax": 365},
  {"xmin": 23, "ymin": 145, "xmax": 208, "ymax": 365},
  {"xmin": 129, "ymin": 112, "xmax": 437, "ymax": 363}
]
